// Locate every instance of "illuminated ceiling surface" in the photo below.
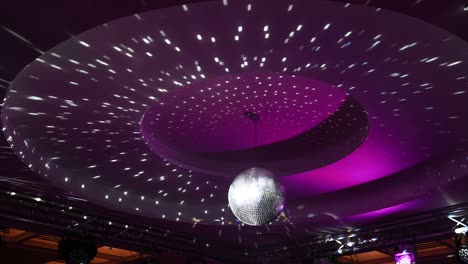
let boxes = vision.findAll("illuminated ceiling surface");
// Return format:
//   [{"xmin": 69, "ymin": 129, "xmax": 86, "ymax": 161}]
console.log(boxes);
[{"xmin": 2, "ymin": 0, "xmax": 468, "ymax": 231}]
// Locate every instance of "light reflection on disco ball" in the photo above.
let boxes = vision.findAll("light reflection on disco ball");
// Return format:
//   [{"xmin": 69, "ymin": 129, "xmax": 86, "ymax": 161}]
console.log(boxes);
[{"xmin": 228, "ymin": 167, "xmax": 285, "ymax": 226}]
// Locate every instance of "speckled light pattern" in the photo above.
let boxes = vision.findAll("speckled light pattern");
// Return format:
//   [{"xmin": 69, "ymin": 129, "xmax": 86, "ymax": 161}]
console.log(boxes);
[
  {"xmin": 141, "ymin": 74, "xmax": 347, "ymax": 153},
  {"xmin": 140, "ymin": 72, "xmax": 368, "ymax": 177},
  {"xmin": 2, "ymin": 0, "xmax": 468, "ymax": 225}
]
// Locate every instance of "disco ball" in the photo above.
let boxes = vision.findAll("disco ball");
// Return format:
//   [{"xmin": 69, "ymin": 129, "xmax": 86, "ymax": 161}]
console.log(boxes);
[{"xmin": 228, "ymin": 167, "xmax": 285, "ymax": 226}]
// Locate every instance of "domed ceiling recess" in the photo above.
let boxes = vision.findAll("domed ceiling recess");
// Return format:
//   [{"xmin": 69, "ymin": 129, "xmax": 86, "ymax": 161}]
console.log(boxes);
[{"xmin": 2, "ymin": 0, "xmax": 468, "ymax": 226}]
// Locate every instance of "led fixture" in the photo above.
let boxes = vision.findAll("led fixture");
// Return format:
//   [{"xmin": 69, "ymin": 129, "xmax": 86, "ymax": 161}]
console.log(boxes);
[
  {"xmin": 394, "ymin": 245, "xmax": 416, "ymax": 264},
  {"xmin": 456, "ymin": 227, "xmax": 468, "ymax": 234},
  {"xmin": 458, "ymin": 246, "xmax": 468, "ymax": 264},
  {"xmin": 457, "ymin": 236, "xmax": 468, "ymax": 264}
]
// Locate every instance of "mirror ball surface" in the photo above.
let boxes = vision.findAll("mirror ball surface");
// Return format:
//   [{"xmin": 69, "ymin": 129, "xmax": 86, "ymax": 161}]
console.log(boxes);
[{"xmin": 228, "ymin": 168, "xmax": 285, "ymax": 226}]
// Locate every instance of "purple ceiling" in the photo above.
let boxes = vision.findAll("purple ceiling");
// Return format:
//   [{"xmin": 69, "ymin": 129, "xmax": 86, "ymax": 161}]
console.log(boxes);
[
  {"xmin": 141, "ymin": 73, "xmax": 368, "ymax": 177},
  {"xmin": 143, "ymin": 74, "xmax": 350, "ymax": 154},
  {"xmin": 1, "ymin": 0, "xmax": 468, "ymax": 233}
]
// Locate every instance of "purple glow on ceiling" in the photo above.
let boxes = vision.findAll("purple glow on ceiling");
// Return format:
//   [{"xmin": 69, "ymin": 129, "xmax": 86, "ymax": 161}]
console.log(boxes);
[
  {"xmin": 141, "ymin": 74, "xmax": 347, "ymax": 153},
  {"xmin": 281, "ymin": 138, "xmax": 413, "ymax": 196},
  {"xmin": 140, "ymin": 73, "xmax": 368, "ymax": 177},
  {"xmin": 345, "ymin": 200, "xmax": 421, "ymax": 221}
]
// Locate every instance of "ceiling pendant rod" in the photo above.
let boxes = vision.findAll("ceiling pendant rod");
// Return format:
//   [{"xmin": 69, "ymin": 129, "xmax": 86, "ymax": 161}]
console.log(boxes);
[{"xmin": 243, "ymin": 111, "xmax": 259, "ymax": 147}]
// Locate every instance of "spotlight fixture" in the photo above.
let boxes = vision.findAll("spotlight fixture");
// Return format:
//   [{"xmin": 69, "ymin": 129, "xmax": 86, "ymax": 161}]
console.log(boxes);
[
  {"xmin": 456, "ymin": 226, "xmax": 468, "ymax": 234},
  {"xmin": 346, "ymin": 241, "xmax": 355, "ymax": 247},
  {"xmin": 458, "ymin": 246, "xmax": 468, "ymax": 264},
  {"xmin": 457, "ymin": 236, "xmax": 468, "ymax": 264},
  {"xmin": 448, "ymin": 214, "xmax": 468, "ymax": 235},
  {"xmin": 464, "ymin": 3, "xmax": 468, "ymax": 11},
  {"xmin": 58, "ymin": 233, "xmax": 97, "ymax": 264},
  {"xmin": 394, "ymin": 245, "xmax": 416, "ymax": 264}
]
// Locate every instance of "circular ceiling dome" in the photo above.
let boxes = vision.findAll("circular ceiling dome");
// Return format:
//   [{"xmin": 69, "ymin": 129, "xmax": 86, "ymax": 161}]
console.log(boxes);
[
  {"xmin": 2, "ymin": 0, "xmax": 468, "ymax": 225},
  {"xmin": 142, "ymin": 74, "xmax": 350, "ymax": 154},
  {"xmin": 141, "ymin": 73, "xmax": 368, "ymax": 177}
]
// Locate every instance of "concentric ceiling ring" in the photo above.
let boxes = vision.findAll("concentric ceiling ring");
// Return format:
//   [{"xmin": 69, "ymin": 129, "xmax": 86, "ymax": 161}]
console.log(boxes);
[
  {"xmin": 141, "ymin": 73, "xmax": 368, "ymax": 177},
  {"xmin": 2, "ymin": 0, "xmax": 468, "ymax": 225}
]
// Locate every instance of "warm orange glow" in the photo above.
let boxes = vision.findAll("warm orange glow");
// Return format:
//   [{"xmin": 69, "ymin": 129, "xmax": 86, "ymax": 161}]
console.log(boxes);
[
  {"xmin": 4, "ymin": 228, "xmax": 26, "ymax": 237},
  {"xmin": 91, "ymin": 257, "xmax": 110, "ymax": 263},
  {"xmin": 354, "ymin": 251, "xmax": 390, "ymax": 261},
  {"xmin": 338, "ymin": 250, "xmax": 392, "ymax": 263},
  {"xmin": 419, "ymin": 245, "xmax": 447, "ymax": 253},
  {"xmin": 3, "ymin": 226, "xmax": 148, "ymax": 264},
  {"xmin": 28, "ymin": 238, "xmax": 59, "ymax": 246},
  {"xmin": 98, "ymin": 246, "xmax": 138, "ymax": 257}
]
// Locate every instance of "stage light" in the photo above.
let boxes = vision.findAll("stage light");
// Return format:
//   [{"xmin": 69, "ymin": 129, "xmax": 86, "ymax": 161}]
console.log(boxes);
[
  {"xmin": 457, "ymin": 236, "xmax": 468, "ymax": 263},
  {"xmin": 458, "ymin": 246, "xmax": 468, "ymax": 264},
  {"xmin": 58, "ymin": 233, "xmax": 97, "ymax": 264},
  {"xmin": 456, "ymin": 226, "xmax": 468, "ymax": 234},
  {"xmin": 394, "ymin": 245, "xmax": 416, "ymax": 264},
  {"xmin": 395, "ymin": 254, "xmax": 413, "ymax": 264},
  {"xmin": 464, "ymin": 3, "xmax": 468, "ymax": 11}
]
